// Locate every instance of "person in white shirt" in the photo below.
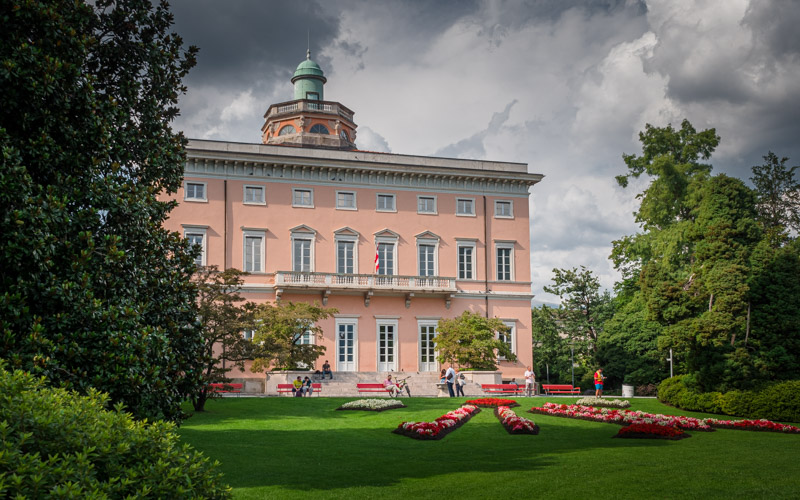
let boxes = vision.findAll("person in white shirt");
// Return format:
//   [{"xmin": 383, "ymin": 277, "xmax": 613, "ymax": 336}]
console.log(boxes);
[
  {"xmin": 524, "ymin": 366, "xmax": 535, "ymax": 397},
  {"xmin": 445, "ymin": 365, "xmax": 456, "ymax": 397}
]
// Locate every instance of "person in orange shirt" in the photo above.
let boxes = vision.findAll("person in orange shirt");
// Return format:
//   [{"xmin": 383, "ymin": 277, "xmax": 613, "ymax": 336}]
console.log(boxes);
[{"xmin": 594, "ymin": 368, "xmax": 605, "ymax": 397}]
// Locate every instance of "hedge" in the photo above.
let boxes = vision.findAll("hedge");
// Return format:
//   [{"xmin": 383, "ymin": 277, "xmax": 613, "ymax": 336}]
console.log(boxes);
[
  {"xmin": 658, "ymin": 375, "xmax": 800, "ymax": 422},
  {"xmin": 0, "ymin": 363, "xmax": 231, "ymax": 498}
]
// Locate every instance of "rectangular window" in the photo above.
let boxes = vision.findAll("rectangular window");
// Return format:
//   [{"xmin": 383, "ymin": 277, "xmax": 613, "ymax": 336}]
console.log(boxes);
[
  {"xmin": 417, "ymin": 196, "xmax": 437, "ymax": 214},
  {"xmin": 377, "ymin": 242, "xmax": 395, "ymax": 275},
  {"xmin": 496, "ymin": 245, "xmax": 512, "ymax": 281},
  {"xmin": 293, "ymin": 238, "xmax": 312, "ymax": 272},
  {"xmin": 495, "ymin": 200, "xmax": 513, "ymax": 218},
  {"xmin": 457, "ymin": 198, "xmax": 475, "ymax": 216},
  {"xmin": 376, "ymin": 193, "xmax": 396, "ymax": 212},
  {"xmin": 244, "ymin": 233, "xmax": 264, "ymax": 273},
  {"xmin": 458, "ymin": 244, "xmax": 474, "ymax": 280},
  {"xmin": 243, "ymin": 185, "xmax": 265, "ymax": 205},
  {"xmin": 184, "ymin": 182, "xmax": 206, "ymax": 201},
  {"xmin": 243, "ymin": 329, "xmax": 255, "ymax": 341},
  {"xmin": 336, "ymin": 191, "xmax": 356, "ymax": 210},
  {"xmin": 498, "ymin": 321, "xmax": 516, "ymax": 360},
  {"xmin": 293, "ymin": 188, "xmax": 313, "ymax": 207},
  {"xmin": 337, "ymin": 240, "xmax": 355, "ymax": 274},
  {"xmin": 418, "ymin": 244, "xmax": 435, "ymax": 276},
  {"xmin": 185, "ymin": 231, "xmax": 205, "ymax": 267}
]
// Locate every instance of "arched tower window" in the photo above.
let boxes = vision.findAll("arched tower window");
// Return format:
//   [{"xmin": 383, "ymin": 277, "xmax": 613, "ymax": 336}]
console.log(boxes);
[
  {"xmin": 310, "ymin": 124, "xmax": 330, "ymax": 134},
  {"xmin": 278, "ymin": 125, "xmax": 296, "ymax": 136}
]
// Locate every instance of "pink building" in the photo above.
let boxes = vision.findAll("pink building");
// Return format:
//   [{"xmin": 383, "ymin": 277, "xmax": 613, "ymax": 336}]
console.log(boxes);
[{"xmin": 163, "ymin": 52, "xmax": 543, "ymax": 386}]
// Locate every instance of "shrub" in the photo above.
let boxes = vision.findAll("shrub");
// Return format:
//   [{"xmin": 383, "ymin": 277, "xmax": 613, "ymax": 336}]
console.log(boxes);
[
  {"xmin": 658, "ymin": 375, "xmax": 800, "ymax": 422},
  {"xmin": 0, "ymin": 364, "xmax": 231, "ymax": 498},
  {"xmin": 635, "ymin": 383, "xmax": 659, "ymax": 397}
]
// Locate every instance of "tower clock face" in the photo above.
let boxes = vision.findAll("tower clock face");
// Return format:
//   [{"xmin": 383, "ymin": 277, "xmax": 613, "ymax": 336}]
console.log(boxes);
[{"xmin": 340, "ymin": 130, "xmax": 348, "ymax": 141}]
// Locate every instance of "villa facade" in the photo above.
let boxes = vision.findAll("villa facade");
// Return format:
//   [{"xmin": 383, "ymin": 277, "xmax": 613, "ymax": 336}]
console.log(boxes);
[{"xmin": 163, "ymin": 51, "xmax": 543, "ymax": 385}]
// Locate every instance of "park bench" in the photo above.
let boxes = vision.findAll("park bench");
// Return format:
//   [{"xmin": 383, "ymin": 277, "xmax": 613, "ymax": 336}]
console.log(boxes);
[
  {"xmin": 541, "ymin": 384, "xmax": 581, "ymax": 395},
  {"xmin": 356, "ymin": 383, "xmax": 392, "ymax": 394},
  {"xmin": 481, "ymin": 384, "xmax": 527, "ymax": 395},
  {"xmin": 277, "ymin": 383, "xmax": 322, "ymax": 396},
  {"xmin": 208, "ymin": 383, "xmax": 243, "ymax": 396}
]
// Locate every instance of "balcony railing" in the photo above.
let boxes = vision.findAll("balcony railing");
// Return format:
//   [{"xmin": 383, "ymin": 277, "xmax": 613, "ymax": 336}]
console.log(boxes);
[
  {"xmin": 267, "ymin": 99, "xmax": 354, "ymax": 122},
  {"xmin": 275, "ymin": 271, "xmax": 457, "ymax": 292}
]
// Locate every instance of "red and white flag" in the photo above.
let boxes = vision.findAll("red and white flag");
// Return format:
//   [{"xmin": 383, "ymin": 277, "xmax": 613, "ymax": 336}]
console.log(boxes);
[{"xmin": 374, "ymin": 245, "xmax": 380, "ymax": 274}]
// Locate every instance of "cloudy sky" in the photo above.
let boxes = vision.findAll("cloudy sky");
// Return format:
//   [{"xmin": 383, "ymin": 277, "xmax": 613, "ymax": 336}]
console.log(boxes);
[{"xmin": 169, "ymin": 0, "xmax": 800, "ymax": 305}]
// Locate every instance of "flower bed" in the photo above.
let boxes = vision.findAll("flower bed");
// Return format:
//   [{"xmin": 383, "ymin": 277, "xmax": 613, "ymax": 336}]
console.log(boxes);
[
  {"xmin": 495, "ymin": 406, "xmax": 539, "ymax": 435},
  {"xmin": 337, "ymin": 399, "xmax": 405, "ymax": 412},
  {"xmin": 702, "ymin": 418, "xmax": 800, "ymax": 433},
  {"xmin": 466, "ymin": 398, "xmax": 520, "ymax": 408},
  {"xmin": 393, "ymin": 405, "xmax": 480, "ymax": 440},
  {"xmin": 615, "ymin": 423, "xmax": 689, "ymax": 440},
  {"xmin": 575, "ymin": 396, "xmax": 631, "ymax": 409},
  {"xmin": 529, "ymin": 403, "xmax": 714, "ymax": 431}
]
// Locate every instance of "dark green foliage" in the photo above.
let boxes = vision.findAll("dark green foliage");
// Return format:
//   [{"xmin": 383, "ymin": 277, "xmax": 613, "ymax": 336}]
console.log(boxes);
[
  {"xmin": 192, "ymin": 267, "xmax": 257, "ymax": 412},
  {"xmin": 531, "ymin": 306, "xmax": 572, "ymax": 384},
  {"xmin": 750, "ymin": 151, "xmax": 800, "ymax": 238},
  {"xmin": 0, "ymin": 364, "xmax": 231, "ymax": 498},
  {"xmin": 658, "ymin": 375, "xmax": 800, "ymax": 422},
  {"xmin": 0, "ymin": 0, "xmax": 202, "ymax": 421}
]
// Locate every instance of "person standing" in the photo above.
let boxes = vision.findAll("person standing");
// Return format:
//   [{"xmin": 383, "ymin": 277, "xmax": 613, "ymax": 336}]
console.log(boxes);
[
  {"xmin": 445, "ymin": 364, "xmax": 456, "ymax": 397},
  {"xmin": 456, "ymin": 373, "xmax": 466, "ymax": 397},
  {"xmin": 594, "ymin": 368, "xmax": 605, "ymax": 397},
  {"xmin": 524, "ymin": 366, "xmax": 535, "ymax": 397}
]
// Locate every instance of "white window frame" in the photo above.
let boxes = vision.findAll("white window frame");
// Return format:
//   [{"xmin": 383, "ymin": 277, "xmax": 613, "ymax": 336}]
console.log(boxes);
[
  {"xmin": 376, "ymin": 193, "xmax": 396, "ymax": 213},
  {"xmin": 498, "ymin": 320, "xmax": 517, "ymax": 360},
  {"xmin": 416, "ymin": 238, "xmax": 439, "ymax": 277},
  {"xmin": 184, "ymin": 181, "xmax": 207, "ymax": 202},
  {"xmin": 494, "ymin": 199, "xmax": 513, "ymax": 219},
  {"xmin": 243, "ymin": 184, "xmax": 266, "ymax": 205},
  {"xmin": 243, "ymin": 230, "xmax": 265, "ymax": 273},
  {"xmin": 336, "ymin": 191, "xmax": 357, "ymax": 210},
  {"xmin": 417, "ymin": 195, "xmax": 437, "ymax": 215},
  {"xmin": 335, "ymin": 235, "xmax": 358, "ymax": 274},
  {"xmin": 291, "ymin": 233, "xmax": 315, "ymax": 273},
  {"xmin": 376, "ymin": 318, "xmax": 399, "ymax": 372},
  {"xmin": 456, "ymin": 197, "xmax": 476, "ymax": 217},
  {"xmin": 375, "ymin": 236, "xmax": 398, "ymax": 275},
  {"xmin": 242, "ymin": 329, "xmax": 255, "ymax": 341},
  {"xmin": 457, "ymin": 241, "xmax": 476, "ymax": 280},
  {"xmin": 292, "ymin": 188, "xmax": 314, "ymax": 208},
  {"xmin": 183, "ymin": 227, "xmax": 207, "ymax": 267},
  {"xmin": 495, "ymin": 242, "xmax": 515, "ymax": 281}
]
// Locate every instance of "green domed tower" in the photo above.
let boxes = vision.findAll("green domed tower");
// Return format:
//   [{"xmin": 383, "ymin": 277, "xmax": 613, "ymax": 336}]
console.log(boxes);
[
  {"xmin": 292, "ymin": 49, "xmax": 327, "ymax": 100},
  {"xmin": 262, "ymin": 50, "xmax": 357, "ymax": 150}
]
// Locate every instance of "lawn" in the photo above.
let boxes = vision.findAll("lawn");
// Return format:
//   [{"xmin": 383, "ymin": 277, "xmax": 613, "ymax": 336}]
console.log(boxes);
[{"xmin": 177, "ymin": 397, "xmax": 800, "ymax": 500}]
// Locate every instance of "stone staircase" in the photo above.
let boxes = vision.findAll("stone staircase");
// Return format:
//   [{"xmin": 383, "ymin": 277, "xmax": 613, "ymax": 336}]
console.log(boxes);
[{"xmin": 277, "ymin": 371, "xmax": 483, "ymax": 398}]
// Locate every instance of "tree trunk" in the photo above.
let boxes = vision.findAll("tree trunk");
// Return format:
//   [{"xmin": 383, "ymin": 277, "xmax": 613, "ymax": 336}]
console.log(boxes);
[{"xmin": 744, "ymin": 302, "xmax": 751, "ymax": 346}]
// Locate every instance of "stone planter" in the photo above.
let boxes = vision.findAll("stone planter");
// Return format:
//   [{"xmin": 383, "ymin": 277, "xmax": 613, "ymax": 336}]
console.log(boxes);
[
  {"xmin": 460, "ymin": 371, "xmax": 502, "ymax": 386},
  {"xmin": 622, "ymin": 384, "xmax": 634, "ymax": 398}
]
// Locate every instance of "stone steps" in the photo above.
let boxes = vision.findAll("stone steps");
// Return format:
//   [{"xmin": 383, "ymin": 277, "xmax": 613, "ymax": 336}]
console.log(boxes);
[{"xmin": 267, "ymin": 371, "xmax": 483, "ymax": 397}]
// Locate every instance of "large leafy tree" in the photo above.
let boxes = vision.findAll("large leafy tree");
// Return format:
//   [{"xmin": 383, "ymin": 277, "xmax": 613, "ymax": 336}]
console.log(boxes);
[
  {"xmin": 192, "ymin": 267, "xmax": 256, "ymax": 412},
  {"xmin": 0, "ymin": 0, "xmax": 201, "ymax": 421},
  {"xmin": 750, "ymin": 151, "xmax": 800, "ymax": 242},
  {"xmin": 542, "ymin": 266, "xmax": 614, "ymax": 359},
  {"xmin": 249, "ymin": 302, "xmax": 336, "ymax": 372},
  {"xmin": 435, "ymin": 311, "xmax": 515, "ymax": 370},
  {"xmin": 531, "ymin": 306, "xmax": 572, "ymax": 384}
]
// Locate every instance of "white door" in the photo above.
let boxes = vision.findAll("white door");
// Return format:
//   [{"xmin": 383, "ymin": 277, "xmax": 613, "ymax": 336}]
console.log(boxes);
[
  {"xmin": 419, "ymin": 324, "xmax": 437, "ymax": 372},
  {"xmin": 377, "ymin": 322, "xmax": 397, "ymax": 372},
  {"xmin": 337, "ymin": 322, "xmax": 356, "ymax": 372}
]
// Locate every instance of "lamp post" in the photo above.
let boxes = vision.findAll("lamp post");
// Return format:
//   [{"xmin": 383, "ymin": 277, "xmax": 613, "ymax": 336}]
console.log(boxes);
[
  {"xmin": 667, "ymin": 348, "xmax": 674, "ymax": 378},
  {"xmin": 570, "ymin": 345, "xmax": 575, "ymax": 389}
]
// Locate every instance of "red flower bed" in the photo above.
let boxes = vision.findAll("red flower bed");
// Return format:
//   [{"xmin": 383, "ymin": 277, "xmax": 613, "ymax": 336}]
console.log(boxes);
[
  {"xmin": 393, "ymin": 405, "xmax": 481, "ymax": 440},
  {"xmin": 703, "ymin": 418, "xmax": 800, "ymax": 433},
  {"xmin": 495, "ymin": 406, "xmax": 539, "ymax": 435},
  {"xmin": 615, "ymin": 423, "xmax": 689, "ymax": 440},
  {"xmin": 466, "ymin": 398, "xmax": 520, "ymax": 408},
  {"xmin": 529, "ymin": 403, "xmax": 714, "ymax": 431}
]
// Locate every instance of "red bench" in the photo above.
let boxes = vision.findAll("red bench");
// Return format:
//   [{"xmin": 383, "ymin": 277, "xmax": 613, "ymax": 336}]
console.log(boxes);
[
  {"xmin": 481, "ymin": 384, "xmax": 527, "ymax": 395},
  {"xmin": 208, "ymin": 383, "xmax": 243, "ymax": 396},
  {"xmin": 356, "ymin": 383, "xmax": 391, "ymax": 394},
  {"xmin": 542, "ymin": 384, "xmax": 581, "ymax": 395},
  {"xmin": 277, "ymin": 383, "xmax": 322, "ymax": 396}
]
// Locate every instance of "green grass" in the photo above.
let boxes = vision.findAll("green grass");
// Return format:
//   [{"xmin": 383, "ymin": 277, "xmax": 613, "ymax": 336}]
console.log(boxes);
[{"xmin": 177, "ymin": 397, "xmax": 800, "ymax": 499}]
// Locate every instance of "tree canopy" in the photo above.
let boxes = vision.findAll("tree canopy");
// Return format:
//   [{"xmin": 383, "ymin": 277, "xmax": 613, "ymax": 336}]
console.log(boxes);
[
  {"xmin": 0, "ymin": 0, "xmax": 201, "ymax": 421},
  {"xmin": 435, "ymin": 311, "xmax": 515, "ymax": 370}
]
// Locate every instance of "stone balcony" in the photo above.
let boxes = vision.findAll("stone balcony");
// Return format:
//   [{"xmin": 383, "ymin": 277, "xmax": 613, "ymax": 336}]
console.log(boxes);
[
  {"xmin": 274, "ymin": 271, "xmax": 457, "ymax": 308},
  {"xmin": 265, "ymin": 99, "xmax": 354, "ymax": 122}
]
